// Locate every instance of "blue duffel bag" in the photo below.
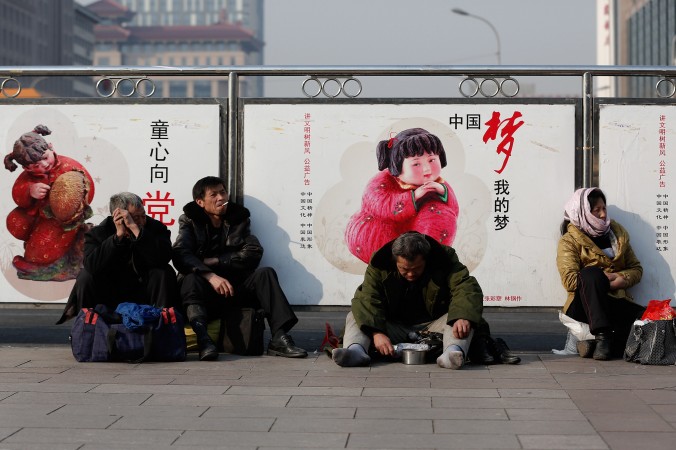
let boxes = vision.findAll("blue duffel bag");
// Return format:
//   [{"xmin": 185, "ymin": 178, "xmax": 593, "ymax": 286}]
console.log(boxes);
[{"xmin": 70, "ymin": 305, "xmax": 186, "ymax": 363}]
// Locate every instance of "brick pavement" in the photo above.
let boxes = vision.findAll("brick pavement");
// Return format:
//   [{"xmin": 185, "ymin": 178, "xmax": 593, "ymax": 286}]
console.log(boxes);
[{"xmin": 1, "ymin": 307, "xmax": 676, "ymax": 449}]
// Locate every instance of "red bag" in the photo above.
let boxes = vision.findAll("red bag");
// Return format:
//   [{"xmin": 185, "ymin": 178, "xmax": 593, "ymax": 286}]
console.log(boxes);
[{"xmin": 641, "ymin": 299, "xmax": 676, "ymax": 321}]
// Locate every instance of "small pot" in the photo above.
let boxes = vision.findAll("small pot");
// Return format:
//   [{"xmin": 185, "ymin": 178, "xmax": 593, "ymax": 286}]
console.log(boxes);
[{"xmin": 401, "ymin": 348, "xmax": 427, "ymax": 365}]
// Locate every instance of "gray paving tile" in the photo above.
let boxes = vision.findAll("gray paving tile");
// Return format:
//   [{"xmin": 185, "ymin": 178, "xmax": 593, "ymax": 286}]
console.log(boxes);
[
  {"xmin": 434, "ymin": 418, "xmax": 595, "ymax": 435},
  {"xmin": 362, "ymin": 387, "xmax": 499, "ymax": 397},
  {"xmin": 0, "ymin": 373, "xmax": 52, "ymax": 383},
  {"xmin": 88, "ymin": 383, "xmax": 227, "ymax": 394},
  {"xmin": 430, "ymin": 378, "xmax": 561, "ymax": 389},
  {"xmin": 0, "ymin": 444, "xmax": 81, "ymax": 450},
  {"xmin": 143, "ymin": 393, "xmax": 290, "ymax": 407},
  {"xmin": 225, "ymin": 385, "xmax": 363, "ymax": 396},
  {"xmin": 202, "ymin": 406, "xmax": 356, "ymax": 418},
  {"xmin": 650, "ymin": 404, "xmax": 676, "ymax": 422},
  {"xmin": 173, "ymin": 430, "xmax": 348, "ymax": 447},
  {"xmin": 497, "ymin": 388, "xmax": 568, "ymax": 398},
  {"xmin": 288, "ymin": 395, "xmax": 431, "ymax": 408},
  {"xmin": 0, "ymin": 391, "xmax": 151, "ymax": 405},
  {"xmin": 568, "ymin": 389, "xmax": 654, "ymax": 413},
  {"xmin": 299, "ymin": 377, "xmax": 368, "ymax": 387},
  {"xmin": 1, "ymin": 428, "xmax": 182, "ymax": 445},
  {"xmin": 555, "ymin": 373, "xmax": 676, "ymax": 390},
  {"xmin": 0, "ymin": 382, "xmax": 96, "ymax": 393},
  {"xmin": 433, "ymin": 397, "xmax": 579, "ymax": 409},
  {"xmin": 110, "ymin": 415, "xmax": 273, "ymax": 431},
  {"xmin": 519, "ymin": 434, "xmax": 608, "ymax": 449},
  {"xmin": 53, "ymin": 404, "xmax": 209, "ymax": 417},
  {"xmin": 505, "ymin": 408, "xmax": 587, "ymax": 421},
  {"xmin": 271, "ymin": 417, "xmax": 433, "ymax": 434},
  {"xmin": 356, "ymin": 407, "xmax": 507, "ymax": 420},
  {"xmin": 0, "ymin": 427, "xmax": 21, "ymax": 441},
  {"xmin": 0, "ymin": 412, "xmax": 119, "ymax": 429},
  {"xmin": 584, "ymin": 411, "xmax": 675, "ymax": 432},
  {"xmin": 346, "ymin": 432, "xmax": 521, "ymax": 448},
  {"xmin": 600, "ymin": 431, "xmax": 676, "ymax": 450},
  {"xmin": 632, "ymin": 389, "xmax": 676, "ymax": 404}
]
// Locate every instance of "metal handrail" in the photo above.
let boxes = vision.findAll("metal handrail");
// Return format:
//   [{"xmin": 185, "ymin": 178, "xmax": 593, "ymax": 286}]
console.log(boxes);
[{"xmin": 2, "ymin": 64, "xmax": 676, "ymax": 77}]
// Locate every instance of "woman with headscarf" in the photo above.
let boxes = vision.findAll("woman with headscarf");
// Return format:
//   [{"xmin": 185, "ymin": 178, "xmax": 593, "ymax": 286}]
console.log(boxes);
[{"xmin": 557, "ymin": 187, "xmax": 644, "ymax": 360}]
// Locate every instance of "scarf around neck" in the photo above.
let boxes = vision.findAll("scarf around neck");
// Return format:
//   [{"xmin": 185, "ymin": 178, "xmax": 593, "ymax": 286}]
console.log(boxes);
[{"xmin": 563, "ymin": 188, "xmax": 611, "ymax": 237}]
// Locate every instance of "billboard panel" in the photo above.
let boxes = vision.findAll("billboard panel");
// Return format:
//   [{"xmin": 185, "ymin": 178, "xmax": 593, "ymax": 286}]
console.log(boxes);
[
  {"xmin": 0, "ymin": 104, "xmax": 221, "ymax": 303},
  {"xmin": 599, "ymin": 104, "xmax": 676, "ymax": 305},
  {"xmin": 243, "ymin": 102, "xmax": 575, "ymax": 307}
]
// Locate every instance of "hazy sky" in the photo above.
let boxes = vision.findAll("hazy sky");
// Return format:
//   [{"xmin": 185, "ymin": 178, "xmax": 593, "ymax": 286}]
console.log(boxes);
[{"xmin": 263, "ymin": 0, "xmax": 598, "ymax": 98}]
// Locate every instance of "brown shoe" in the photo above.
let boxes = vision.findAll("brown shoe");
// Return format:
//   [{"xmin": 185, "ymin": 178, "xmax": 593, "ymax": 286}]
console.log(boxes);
[{"xmin": 577, "ymin": 339, "xmax": 596, "ymax": 358}]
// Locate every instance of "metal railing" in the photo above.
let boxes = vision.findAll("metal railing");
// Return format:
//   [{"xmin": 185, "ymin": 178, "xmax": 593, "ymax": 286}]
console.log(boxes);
[{"xmin": 2, "ymin": 64, "xmax": 676, "ymax": 195}]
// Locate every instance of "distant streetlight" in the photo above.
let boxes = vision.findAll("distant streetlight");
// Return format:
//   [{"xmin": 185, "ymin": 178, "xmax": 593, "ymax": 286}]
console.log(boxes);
[{"xmin": 451, "ymin": 7, "xmax": 502, "ymax": 65}]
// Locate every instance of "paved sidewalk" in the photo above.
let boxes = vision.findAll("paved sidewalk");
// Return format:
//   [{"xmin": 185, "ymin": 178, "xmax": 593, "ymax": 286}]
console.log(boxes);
[{"xmin": 1, "ymin": 307, "xmax": 676, "ymax": 449}]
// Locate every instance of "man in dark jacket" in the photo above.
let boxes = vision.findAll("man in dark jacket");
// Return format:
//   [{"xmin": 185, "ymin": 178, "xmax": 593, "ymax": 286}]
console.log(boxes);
[
  {"xmin": 57, "ymin": 192, "xmax": 178, "ymax": 324},
  {"xmin": 172, "ymin": 176, "xmax": 307, "ymax": 361},
  {"xmin": 333, "ymin": 231, "xmax": 499, "ymax": 369}
]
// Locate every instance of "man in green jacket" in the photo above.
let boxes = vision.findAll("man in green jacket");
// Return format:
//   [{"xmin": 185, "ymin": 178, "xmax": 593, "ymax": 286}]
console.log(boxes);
[{"xmin": 333, "ymin": 231, "xmax": 485, "ymax": 369}]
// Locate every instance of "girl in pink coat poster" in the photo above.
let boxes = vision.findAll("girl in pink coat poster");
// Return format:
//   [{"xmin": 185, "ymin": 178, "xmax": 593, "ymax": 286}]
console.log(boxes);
[{"xmin": 345, "ymin": 128, "xmax": 459, "ymax": 263}]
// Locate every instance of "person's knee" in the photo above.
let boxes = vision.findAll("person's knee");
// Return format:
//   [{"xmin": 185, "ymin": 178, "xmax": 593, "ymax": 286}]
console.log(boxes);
[{"xmin": 579, "ymin": 266, "xmax": 608, "ymax": 285}]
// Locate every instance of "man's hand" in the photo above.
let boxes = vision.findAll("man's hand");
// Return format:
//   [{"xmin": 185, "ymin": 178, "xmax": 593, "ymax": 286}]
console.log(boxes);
[
  {"xmin": 452, "ymin": 319, "xmax": 472, "ymax": 339},
  {"xmin": 606, "ymin": 272, "xmax": 628, "ymax": 290},
  {"xmin": 29, "ymin": 182, "xmax": 50, "ymax": 200},
  {"xmin": 112, "ymin": 208, "xmax": 141, "ymax": 239},
  {"xmin": 203, "ymin": 272, "xmax": 234, "ymax": 297},
  {"xmin": 372, "ymin": 332, "xmax": 395, "ymax": 356}
]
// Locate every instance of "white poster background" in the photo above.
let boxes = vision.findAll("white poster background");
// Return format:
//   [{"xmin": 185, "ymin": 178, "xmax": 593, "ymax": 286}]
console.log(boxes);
[
  {"xmin": 599, "ymin": 104, "xmax": 676, "ymax": 306},
  {"xmin": 0, "ymin": 104, "xmax": 220, "ymax": 303},
  {"xmin": 243, "ymin": 103, "xmax": 575, "ymax": 307}
]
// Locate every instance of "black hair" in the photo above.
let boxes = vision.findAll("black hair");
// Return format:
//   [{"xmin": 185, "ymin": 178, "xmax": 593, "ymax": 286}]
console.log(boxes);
[
  {"xmin": 192, "ymin": 176, "xmax": 226, "ymax": 200},
  {"xmin": 376, "ymin": 128, "xmax": 447, "ymax": 177},
  {"xmin": 391, "ymin": 231, "xmax": 431, "ymax": 261},
  {"xmin": 4, "ymin": 125, "xmax": 52, "ymax": 172}
]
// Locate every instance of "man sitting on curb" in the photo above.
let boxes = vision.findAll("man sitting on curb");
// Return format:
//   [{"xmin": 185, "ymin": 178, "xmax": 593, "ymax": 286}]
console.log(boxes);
[
  {"xmin": 57, "ymin": 192, "xmax": 178, "ymax": 324},
  {"xmin": 333, "ymin": 231, "xmax": 513, "ymax": 369},
  {"xmin": 172, "ymin": 176, "xmax": 307, "ymax": 361}
]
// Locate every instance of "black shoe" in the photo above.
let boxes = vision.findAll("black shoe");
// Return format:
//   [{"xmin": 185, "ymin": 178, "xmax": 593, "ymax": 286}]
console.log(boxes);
[
  {"xmin": 593, "ymin": 333, "xmax": 612, "ymax": 361},
  {"xmin": 468, "ymin": 335, "xmax": 496, "ymax": 364},
  {"xmin": 267, "ymin": 334, "xmax": 308, "ymax": 358},
  {"xmin": 577, "ymin": 339, "xmax": 596, "ymax": 358},
  {"xmin": 191, "ymin": 320, "xmax": 218, "ymax": 361},
  {"xmin": 198, "ymin": 339, "xmax": 219, "ymax": 361},
  {"xmin": 492, "ymin": 337, "xmax": 521, "ymax": 364}
]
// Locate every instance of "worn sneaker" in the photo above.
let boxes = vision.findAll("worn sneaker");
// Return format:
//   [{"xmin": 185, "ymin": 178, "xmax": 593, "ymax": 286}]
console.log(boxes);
[{"xmin": 576, "ymin": 339, "xmax": 596, "ymax": 358}]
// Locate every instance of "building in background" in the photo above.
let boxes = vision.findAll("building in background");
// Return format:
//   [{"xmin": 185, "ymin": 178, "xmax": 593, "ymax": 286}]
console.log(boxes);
[
  {"xmin": 88, "ymin": 0, "xmax": 264, "ymax": 97},
  {"xmin": 597, "ymin": 0, "xmax": 676, "ymax": 98},
  {"xmin": 0, "ymin": 0, "xmax": 98, "ymax": 97}
]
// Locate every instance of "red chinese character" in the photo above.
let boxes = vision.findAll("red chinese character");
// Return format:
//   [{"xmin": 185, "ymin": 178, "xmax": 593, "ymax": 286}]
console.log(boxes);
[
  {"xmin": 143, "ymin": 191, "xmax": 175, "ymax": 226},
  {"xmin": 482, "ymin": 111, "xmax": 524, "ymax": 174}
]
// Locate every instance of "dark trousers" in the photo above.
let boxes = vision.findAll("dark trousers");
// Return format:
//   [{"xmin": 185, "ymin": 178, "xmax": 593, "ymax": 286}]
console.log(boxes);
[
  {"xmin": 566, "ymin": 266, "xmax": 644, "ymax": 351},
  {"xmin": 57, "ymin": 265, "xmax": 179, "ymax": 324},
  {"xmin": 178, "ymin": 266, "xmax": 298, "ymax": 335}
]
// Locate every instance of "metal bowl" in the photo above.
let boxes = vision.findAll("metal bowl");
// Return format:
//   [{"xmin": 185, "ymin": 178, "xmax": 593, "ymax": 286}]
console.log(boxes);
[{"xmin": 401, "ymin": 348, "xmax": 427, "ymax": 365}]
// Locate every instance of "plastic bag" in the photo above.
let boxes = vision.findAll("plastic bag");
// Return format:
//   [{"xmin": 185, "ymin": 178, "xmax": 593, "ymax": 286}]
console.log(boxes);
[
  {"xmin": 641, "ymin": 299, "xmax": 676, "ymax": 321},
  {"xmin": 558, "ymin": 310, "xmax": 594, "ymax": 341}
]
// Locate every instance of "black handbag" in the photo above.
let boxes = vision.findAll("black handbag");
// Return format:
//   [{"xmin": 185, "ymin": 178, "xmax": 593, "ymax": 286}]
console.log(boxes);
[
  {"xmin": 220, "ymin": 308, "xmax": 265, "ymax": 355},
  {"xmin": 624, "ymin": 319, "xmax": 676, "ymax": 365}
]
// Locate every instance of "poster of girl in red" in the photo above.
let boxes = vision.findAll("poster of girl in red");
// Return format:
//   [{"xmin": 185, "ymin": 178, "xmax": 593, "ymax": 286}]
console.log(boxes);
[{"xmin": 4, "ymin": 125, "xmax": 95, "ymax": 281}]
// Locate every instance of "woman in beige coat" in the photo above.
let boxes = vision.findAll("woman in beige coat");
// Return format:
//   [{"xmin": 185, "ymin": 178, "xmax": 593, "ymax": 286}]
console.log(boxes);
[{"xmin": 557, "ymin": 188, "xmax": 644, "ymax": 360}]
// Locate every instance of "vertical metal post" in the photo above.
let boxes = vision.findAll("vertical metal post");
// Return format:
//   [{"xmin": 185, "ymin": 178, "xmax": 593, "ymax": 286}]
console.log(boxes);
[
  {"xmin": 582, "ymin": 72, "xmax": 593, "ymax": 187},
  {"xmin": 227, "ymin": 71, "xmax": 239, "ymax": 200}
]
